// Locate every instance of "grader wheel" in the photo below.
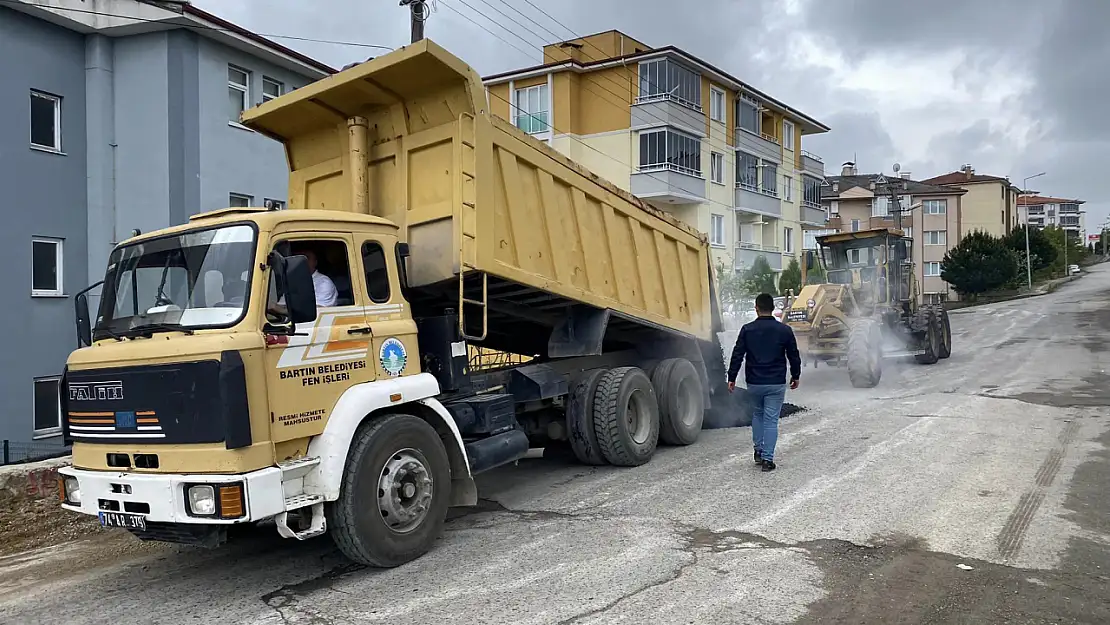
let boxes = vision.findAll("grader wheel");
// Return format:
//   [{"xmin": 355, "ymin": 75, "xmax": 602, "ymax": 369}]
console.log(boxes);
[
  {"xmin": 935, "ymin": 306, "xmax": 952, "ymax": 359},
  {"xmin": 914, "ymin": 307, "xmax": 941, "ymax": 365},
  {"xmin": 847, "ymin": 319, "xmax": 882, "ymax": 388}
]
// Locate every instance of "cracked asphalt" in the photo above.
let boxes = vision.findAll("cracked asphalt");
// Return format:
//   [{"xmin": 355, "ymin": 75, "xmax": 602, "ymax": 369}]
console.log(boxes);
[{"xmin": 1, "ymin": 265, "xmax": 1108, "ymax": 624}]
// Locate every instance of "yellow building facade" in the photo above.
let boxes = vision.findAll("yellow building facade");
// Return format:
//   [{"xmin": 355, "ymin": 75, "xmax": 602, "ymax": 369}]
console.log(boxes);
[{"xmin": 483, "ymin": 31, "xmax": 829, "ymax": 282}]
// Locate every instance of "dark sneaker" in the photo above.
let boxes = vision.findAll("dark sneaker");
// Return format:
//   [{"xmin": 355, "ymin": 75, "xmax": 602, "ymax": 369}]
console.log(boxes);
[
  {"xmin": 761, "ymin": 459, "xmax": 776, "ymax": 472},
  {"xmin": 754, "ymin": 449, "xmax": 763, "ymax": 464}
]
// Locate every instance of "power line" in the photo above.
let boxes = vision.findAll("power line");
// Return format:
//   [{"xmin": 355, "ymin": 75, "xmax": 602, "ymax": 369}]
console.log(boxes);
[
  {"xmin": 437, "ymin": 0, "xmax": 541, "ymax": 62},
  {"xmin": 0, "ymin": 0, "xmax": 395, "ymax": 51}
]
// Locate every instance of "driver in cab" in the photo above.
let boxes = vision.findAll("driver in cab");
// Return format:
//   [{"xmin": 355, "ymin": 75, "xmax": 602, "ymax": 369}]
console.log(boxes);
[{"xmin": 267, "ymin": 246, "xmax": 337, "ymax": 317}]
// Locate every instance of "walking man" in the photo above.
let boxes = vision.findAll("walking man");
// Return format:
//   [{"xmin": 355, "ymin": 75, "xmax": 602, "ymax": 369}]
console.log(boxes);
[{"xmin": 727, "ymin": 293, "xmax": 801, "ymax": 472}]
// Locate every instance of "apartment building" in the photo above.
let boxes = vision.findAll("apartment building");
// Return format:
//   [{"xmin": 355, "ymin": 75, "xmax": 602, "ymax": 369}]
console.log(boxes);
[
  {"xmin": 818, "ymin": 164, "xmax": 967, "ymax": 303},
  {"xmin": 1018, "ymin": 195, "xmax": 1087, "ymax": 238},
  {"xmin": 482, "ymin": 30, "xmax": 829, "ymax": 279},
  {"xmin": 1, "ymin": 0, "xmax": 332, "ymax": 446},
  {"xmin": 922, "ymin": 165, "xmax": 1021, "ymax": 237}
]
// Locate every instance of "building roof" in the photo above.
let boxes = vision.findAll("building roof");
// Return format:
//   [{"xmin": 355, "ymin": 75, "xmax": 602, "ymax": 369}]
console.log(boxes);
[
  {"xmin": 921, "ymin": 171, "xmax": 1012, "ymax": 186},
  {"xmin": 1017, "ymin": 195, "xmax": 1086, "ymax": 206},
  {"xmin": 482, "ymin": 33, "xmax": 829, "ymax": 134},
  {"xmin": 820, "ymin": 175, "xmax": 967, "ymax": 200},
  {"xmin": 7, "ymin": 0, "xmax": 336, "ymax": 76}
]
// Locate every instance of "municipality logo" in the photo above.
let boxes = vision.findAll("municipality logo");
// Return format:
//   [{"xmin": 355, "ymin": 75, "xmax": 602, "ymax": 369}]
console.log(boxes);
[{"xmin": 379, "ymin": 338, "xmax": 407, "ymax": 377}]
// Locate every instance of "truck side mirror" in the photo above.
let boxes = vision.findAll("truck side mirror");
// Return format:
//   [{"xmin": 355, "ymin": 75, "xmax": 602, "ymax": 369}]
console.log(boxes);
[
  {"xmin": 269, "ymin": 252, "xmax": 317, "ymax": 325},
  {"xmin": 73, "ymin": 281, "xmax": 103, "ymax": 348},
  {"xmin": 75, "ymin": 292, "xmax": 92, "ymax": 348},
  {"xmin": 804, "ymin": 251, "xmax": 815, "ymax": 271}
]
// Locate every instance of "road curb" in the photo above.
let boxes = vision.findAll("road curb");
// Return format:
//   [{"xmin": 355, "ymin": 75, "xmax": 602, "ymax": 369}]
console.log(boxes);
[{"xmin": 947, "ymin": 276, "xmax": 1078, "ymax": 314}]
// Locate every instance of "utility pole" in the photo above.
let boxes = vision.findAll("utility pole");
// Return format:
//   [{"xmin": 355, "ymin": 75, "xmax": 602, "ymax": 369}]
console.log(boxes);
[
  {"xmin": 400, "ymin": 0, "xmax": 429, "ymax": 43},
  {"xmin": 1020, "ymin": 172, "xmax": 1046, "ymax": 289}
]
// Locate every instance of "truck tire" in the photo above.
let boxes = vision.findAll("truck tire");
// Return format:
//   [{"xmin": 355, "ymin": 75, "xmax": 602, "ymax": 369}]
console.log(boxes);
[
  {"xmin": 327, "ymin": 413, "xmax": 451, "ymax": 568},
  {"xmin": 566, "ymin": 368, "xmax": 608, "ymax": 466},
  {"xmin": 914, "ymin": 308, "xmax": 940, "ymax": 365},
  {"xmin": 847, "ymin": 319, "xmax": 882, "ymax": 388},
  {"xmin": 652, "ymin": 358, "xmax": 704, "ymax": 446},
  {"xmin": 592, "ymin": 367, "xmax": 660, "ymax": 466},
  {"xmin": 935, "ymin": 306, "xmax": 952, "ymax": 359}
]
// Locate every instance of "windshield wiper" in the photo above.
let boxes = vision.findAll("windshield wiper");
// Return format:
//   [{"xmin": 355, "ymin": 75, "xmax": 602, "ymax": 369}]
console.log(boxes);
[
  {"xmin": 124, "ymin": 322, "xmax": 195, "ymax": 338},
  {"xmin": 96, "ymin": 328, "xmax": 126, "ymax": 341}
]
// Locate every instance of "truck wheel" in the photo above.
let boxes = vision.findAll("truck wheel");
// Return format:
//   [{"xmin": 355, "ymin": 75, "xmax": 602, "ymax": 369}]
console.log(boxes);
[
  {"xmin": 327, "ymin": 413, "xmax": 451, "ymax": 568},
  {"xmin": 653, "ymin": 358, "xmax": 704, "ymax": 446},
  {"xmin": 592, "ymin": 367, "xmax": 660, "ymax": 466},
  {"xmin": 847, "ymin": 319, "xmax": 882, "ymax": 388},
  {"xmin": 935, "ymin": 306, "xmax": 952, "ymax": 359},
  {"xmin": 566, "ymin": 369, "xmax": 608, "ymax": 466},
  {"xmin": 913, "ymin": 308, "xmax": 940, "ymax": 365}
]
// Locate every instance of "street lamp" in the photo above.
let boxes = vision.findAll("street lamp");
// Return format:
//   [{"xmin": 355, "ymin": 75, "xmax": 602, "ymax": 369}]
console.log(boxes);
[{"xmin": 1021, "ymin": 172, "xmax": 1046, "ymax": 289}]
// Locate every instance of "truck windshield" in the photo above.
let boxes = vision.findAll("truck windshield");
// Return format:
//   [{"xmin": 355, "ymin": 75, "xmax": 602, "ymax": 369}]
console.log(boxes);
[{"xmin": 95, "ymin": 224, "xmax": 257, "ymax": 339}]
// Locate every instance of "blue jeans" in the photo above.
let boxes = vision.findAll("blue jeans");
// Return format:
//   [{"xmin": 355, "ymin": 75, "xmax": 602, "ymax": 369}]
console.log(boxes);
[{"xmin": 748, "ymin": 384, "xmax": 786, "ymax": 461}]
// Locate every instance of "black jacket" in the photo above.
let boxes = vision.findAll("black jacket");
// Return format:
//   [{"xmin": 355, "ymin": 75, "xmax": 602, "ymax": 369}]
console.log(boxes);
[{"xmin": 727, "ymin": 316, "xmax": 802, "ymax": 385}]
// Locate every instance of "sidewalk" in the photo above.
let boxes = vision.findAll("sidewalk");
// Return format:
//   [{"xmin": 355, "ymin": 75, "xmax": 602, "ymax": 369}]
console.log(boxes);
[{"xmin": 947, "ymin": 275, "xmax": 1077, "ymax": 313}]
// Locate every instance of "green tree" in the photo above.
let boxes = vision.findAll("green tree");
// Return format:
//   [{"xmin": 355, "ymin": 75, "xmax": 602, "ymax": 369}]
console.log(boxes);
[
  {"xmin": 714, "ymin": 260, "xmax": 746, "ymax": 314},
  {"xmin": 1003, "ymin": 225, "xmax": 1057, "ymax": 272},
  {"xmin": 778, "ymin": 257, "xmax": 802, "ymax": 295},
  {"xmin": 742, "ymin": 254, "xmax": 778, "ymax": 296},
  {"xmin": 940, "ymin": 230, "xmax": 1018, "ymax": 299}
]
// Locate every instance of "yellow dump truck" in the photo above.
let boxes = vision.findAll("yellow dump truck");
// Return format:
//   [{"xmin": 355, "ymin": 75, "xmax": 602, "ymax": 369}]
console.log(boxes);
[{"xmin": 57, "ymin": 40, "xmax": 728, "ymax": 567}]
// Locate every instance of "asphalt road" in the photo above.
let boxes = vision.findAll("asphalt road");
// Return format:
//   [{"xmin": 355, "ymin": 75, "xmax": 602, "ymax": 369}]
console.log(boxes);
[{"xmin": 2, "ymin": 265, "xmax": 1108, "ymax": 625}]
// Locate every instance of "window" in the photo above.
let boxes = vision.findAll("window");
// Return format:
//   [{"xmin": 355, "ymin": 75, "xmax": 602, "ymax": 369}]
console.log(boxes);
[
  {"xmin": 710, "ymin": 87, "xmax": 725, "ymax": 123},
  {"xmin": 735, "ymin": 151, "xmax": 759, "ymax": 190},
  {"xmin": 924, "ymin": 292, "xmax": 948, "ymax": 304},
  {"xmin": 849, "ymin": 249, "xmax": 862, "ymax": 265},
  {"xmin": 33, "ymin": 377, "xmax": 62, "ymax": 438},
  {"xmin": 851, "ymin": 219, "xmax": 861, "ymax": 232},
  {"xmin": 924, "ymin": 261, "xmax": 942, "ymax": 277},
  {"xmin": 872, "ymin": 197, "xmax": 891, "ymax": 217},
  {"xmin": 902, "ymin": 227, "xmax": 913, "ymax": 239},
  {"xmin": 263, "ymin": 198, "xmax": 285, "ymax": 210},
  {"xmin": 784, "ymin": 227, "xmax": 794, "ymax": 253},
  {"xmin": 361, "ymin": 242, "xmax": 392, "ymax": 303},
  {"xmin": 803, "ymin": 228, "xmax": 839, "ymax": 249},
  {"xmin": 737, "ymin": 95, "xmax": 760, "ymax": 134},
  {"xmin": 638, "ymin": 59, "xmax": 701, "ymax": 109},
  {"xmin": 229, "ymin": 193, "xmax": 252, "ymax": 207},
  {"xmin": 514, "ymin": 84, "xmax": 549, "ymax": 135},
  {"xmin": 923, "ymin": 199, "xmax": 947, "ymax": 215},
  {"xmin": 710, "ymin": 152, "xmax": 724, "ymax": 184},
  {"xmin": 32, "ymin": 237, "xmax": 63, "ymax": 297},
  {"xmin": 709, "ymin": 214, "xmax": 725, "ymax": 246},
  {"xmin": 30, "ymin": 90, "xmax": 61, "ymax": 151},
  {"xmin": 803, "ymin": 176, "xmax": 822, "ymax": 208},
  {"xmin": 924, "ymin": 231, "xmax": 947, "ymax": 246},
  {"xmin": 228, "ymin": 65, "xmax": 250, "ymax": 123},
  {"xmin": 782, "ymin": 120, "xmax": 795, "ymax": 149},
  {"xmin": 783, "ymin": 175, "xmax": 793, "ymax": 201},
  {"xmin": 639, "ymin": 129, "xmax": 701, "ymax": 176},
  {"xmin": 262, "ymin": 76, "xmax": 283, "ymax": 102},
  {"xmin": 761, "ymin": 162, "xmax": 777, "ymax": 197},
  {"xmin": 267, "ymin": 239, "xmax": 353, "ymax": 312}
]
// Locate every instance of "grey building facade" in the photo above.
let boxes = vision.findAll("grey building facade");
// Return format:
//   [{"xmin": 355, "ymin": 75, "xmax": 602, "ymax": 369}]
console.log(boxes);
[{"xmin": 0, "ymin": 0, "xmax": 333, "ymax": 447}]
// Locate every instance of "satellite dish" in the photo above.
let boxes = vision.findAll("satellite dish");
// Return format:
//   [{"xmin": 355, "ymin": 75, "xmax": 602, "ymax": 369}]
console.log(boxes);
[{"xmin": 893, "ymin": 163, "xmax": 901, "ymax": 173}]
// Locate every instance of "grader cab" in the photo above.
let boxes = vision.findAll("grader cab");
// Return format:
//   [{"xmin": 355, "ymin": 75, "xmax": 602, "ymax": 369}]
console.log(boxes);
[{"xmin": 782, "ymin": 228, "xmax": 952, "ymax": 388}]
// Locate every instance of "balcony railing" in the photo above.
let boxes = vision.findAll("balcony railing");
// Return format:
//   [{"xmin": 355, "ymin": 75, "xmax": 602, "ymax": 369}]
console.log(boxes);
[
  {"xmin": 801, "ymin": 149, "xmax": 823, "ymax": 163},
  {"xmin": 760, "ymin": 132, "xmax": 780, "ymax": 145}
]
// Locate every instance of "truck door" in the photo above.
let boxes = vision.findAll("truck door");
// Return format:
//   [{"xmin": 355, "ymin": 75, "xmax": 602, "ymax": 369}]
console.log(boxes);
[
  {"xmin": 263, "ymin": 233, "xmax": 377, "ymax": 443},
  {"xmin": 355, "ymin": 235, "xmax": 419, "ymax": 381}
]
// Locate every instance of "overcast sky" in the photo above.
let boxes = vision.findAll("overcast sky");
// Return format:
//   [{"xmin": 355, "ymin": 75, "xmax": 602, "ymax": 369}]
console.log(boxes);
[{"xmin": 197, "ymin": 0, "xmax": 1108, "ymax": 235}]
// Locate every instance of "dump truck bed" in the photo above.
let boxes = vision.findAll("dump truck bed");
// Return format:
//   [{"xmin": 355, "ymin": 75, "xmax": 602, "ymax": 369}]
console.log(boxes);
[{"xmin": 241, "ymin": 40, "xmax": 715, "ymax": 353}]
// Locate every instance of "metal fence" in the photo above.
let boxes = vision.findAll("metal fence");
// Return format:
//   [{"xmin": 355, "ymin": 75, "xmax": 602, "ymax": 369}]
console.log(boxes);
[{"xmin": 1, "ymin": 440, "xmax": 71, "ymax": 466}]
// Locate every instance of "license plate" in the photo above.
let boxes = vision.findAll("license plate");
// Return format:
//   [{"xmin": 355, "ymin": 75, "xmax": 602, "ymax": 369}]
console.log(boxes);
[
  {"xmin": 787, "ymin": 310, "xmax": 807, "ymax": 322},
  {"xmin": 98, "ymin": 511, "xmax": 147, "ymax": 530}
]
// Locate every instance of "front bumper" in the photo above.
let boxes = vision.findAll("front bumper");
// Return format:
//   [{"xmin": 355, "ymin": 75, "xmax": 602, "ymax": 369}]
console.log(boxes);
[{"xmin": 58, "ymin": 465, "xmax": 286, "ymax": 524}]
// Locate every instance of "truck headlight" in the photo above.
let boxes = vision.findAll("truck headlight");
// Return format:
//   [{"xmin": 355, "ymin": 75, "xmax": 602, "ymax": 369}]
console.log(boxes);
[
  {"xmin": 187, "ymin": 485, "xmax": 216, "ymax": 516},
  {"xmin": 807, "ymin": 299, "xmax": 816, "ymax": 308},
  {"xmin": 63, "ymin": 477, "xmax": 81, "ymax": 505}
]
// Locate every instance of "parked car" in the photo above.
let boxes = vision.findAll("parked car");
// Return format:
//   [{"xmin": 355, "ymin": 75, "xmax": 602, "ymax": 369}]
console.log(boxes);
[{"xmin": 1069, "ymin": 264, "xmax": 1081, "ymax": 275}]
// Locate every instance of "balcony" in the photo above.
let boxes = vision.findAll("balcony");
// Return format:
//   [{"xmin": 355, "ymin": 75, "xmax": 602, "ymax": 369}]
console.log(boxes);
[
  {"xmin": 734, "ymin": 243, "xmax": 784, "ymax": 272},
  {"xmin": 630, "ymin": 166, "xmax": 706, "ymax": 204},
  {"xmin": 632, "ymin": 97, "xmax": 705, "ymax": 137},
  {"xmin": 828, "ymin": 215, "xmax": 842, "ymax": 230},
  {"xmin": 801, "ymin": 150, "xmax": 824, "ymax": 178},
  {"xmin": 735, "ymin": 128, "xmax": 782, "ymax": 164},
  {"xmin": 801, "ymin": 205, "xmax": 826, "ymax": 226},
  {"xmin": 735, "ymin": 184, "xmax": 782, "ymax": 217}
]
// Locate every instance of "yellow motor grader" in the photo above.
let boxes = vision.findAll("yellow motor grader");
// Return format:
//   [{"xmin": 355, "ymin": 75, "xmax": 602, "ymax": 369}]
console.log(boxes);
[{"xmin": 782, "ymin": 228, "xmax": 951, "ymax": 388}]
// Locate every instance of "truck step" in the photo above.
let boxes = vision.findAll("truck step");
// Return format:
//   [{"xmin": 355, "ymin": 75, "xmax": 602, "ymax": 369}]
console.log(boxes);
[
  {"xmin": 284, "ymin": 493, "xmax": 325, "ymax": 510},
  {"xmin": 277, "ymin": 456, "xmax": 320, "ymax": 480},
  {"xmin": 275, "ymin": 501, "xmax": 326, "ymax": 541}
]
